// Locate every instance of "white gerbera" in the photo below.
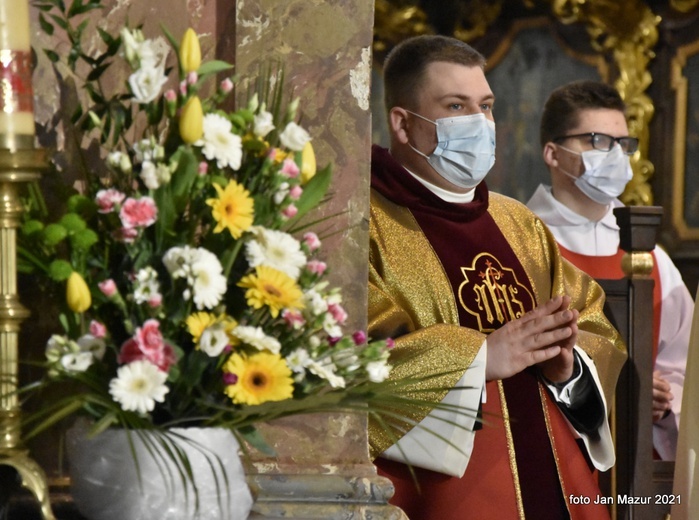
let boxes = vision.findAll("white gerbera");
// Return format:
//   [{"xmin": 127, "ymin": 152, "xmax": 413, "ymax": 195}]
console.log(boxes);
[
  {"xmin": 190, "ymin": 248, "xmax": 227, "ymax": 310},
  {"xmin": 109, "ymin": 360, "xmax": 169, "ymax": 415},
  {"xmin": 245, "ymin": 228, "xmax": 307, "ymax": 280},
  {"xmin": 199, "ymin": 324, "xmax": 230, "ymax": 357},
  {"xmin": 197, "ymin": 114, "xmax": 243, "ymax": 170},
  {"xmin": 163, "ymin": 246, "xmax": 196, "ymax": 279},
  {"xmin": 232, "ymin": 325, "xmax": 281, "ymax": 354}
]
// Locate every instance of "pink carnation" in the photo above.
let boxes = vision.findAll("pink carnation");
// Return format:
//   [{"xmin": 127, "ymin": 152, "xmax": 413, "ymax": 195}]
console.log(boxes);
[
  {"xmin": 282, "ymin": 204, "xmax": 298, "ymax": 219},
  {"xmin": 95, "ymin": 189, "xmax": 125, "ymax": 214},
  {"xmin": 328, "ymin": 302, "xmax": 348, "ymax": 324},
  {"xmin": 164, "ymin": 89, "xmax": 177, "ymax": 102},
  {"xmin": 118, "ymin": 320, "xmax": 176, "ymax": 372},
  {"xmin": 289, "ymin": 185, "xmax": 303, "ymax": 200},
  {"xmin": 282, "ymin": 309, "xmax": 306, "ymax": 329},
  {"xmin": 136, "ymin": 319, "xmax": 164, "ymax": 356},
  {"xmin": 118, "ymin": 338, "xmax": 144, "ymax": 365},
  {"xmin": 306, "ymin": 259, "xmax": 327, "ymax": 275},
  {"xmin": 198, "ymin": 161, "xmax": 208, "ymax": 176},
  {"xmin": 280, "ymin": 158, "xmax": 300, "ymax": 178},
  {"xmin": 220, "ymin": 78, "xmax": 233, "ymax": 94},
  {"xmin": 113, "ymin": 226, "xmax": 139, "ymax": 243},
  {"xmin": 89, "ymin": 320, "xmax": 107, "ymax": 338},
  {"xmin": 352, "ymin": 330, "xmax": 367, "ymax": 345},
  {"xmin": 303, "ymin": 232, "xmax": 321, "ymax": 252},
  {"xmin": 98, "ymin": 279, "xmax": 117, "ymax": 297},
  {"xmin": 119, "ymin": 196, "xmax": 157, "ymax": 229}
]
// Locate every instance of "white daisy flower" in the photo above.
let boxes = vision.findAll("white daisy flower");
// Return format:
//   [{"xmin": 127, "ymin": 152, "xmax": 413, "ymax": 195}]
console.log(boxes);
[
  {"xmin": 199, "ymin": 324, "xmax": 230, "ymax": 357},
  {"xmin": 245, "ymin": 228, "xmax": 307, "ymax": 280},
  {"xmin": 232, "ymin": 325, "xmax": 281, "ymax": 354},
  {"xmin": 197, "ymin": 113, "xmax": 243, "ymax": 170},
  {"xmin": 109, "ymin": 360, "xmax": 169, "ymax": 415}
]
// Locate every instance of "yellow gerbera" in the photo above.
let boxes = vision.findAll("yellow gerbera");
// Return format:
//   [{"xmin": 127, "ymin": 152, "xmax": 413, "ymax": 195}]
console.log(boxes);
[
  {"xmin": 223, "ymin": 351, "xmax": 293, "ymax": 405},
  {"xmin": 206, "ymin": 180, "xmax": 254, "ymax": 238},
  {"xmin": 237, "ymin": 265, "xmax": 304, "ymax": 318},
  {"xmin": 185, "ymin": 312, "xmax": 217, "ymax": 343},
  {"xmin": 186, "ymin": 312, "xmax": 239, "ymax": 346}
]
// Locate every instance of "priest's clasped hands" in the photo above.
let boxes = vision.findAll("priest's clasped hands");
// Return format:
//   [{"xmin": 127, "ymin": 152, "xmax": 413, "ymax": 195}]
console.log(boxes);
[{"xmin": 485, "ymin": 295, "xmax": 579, "ymax": 383}]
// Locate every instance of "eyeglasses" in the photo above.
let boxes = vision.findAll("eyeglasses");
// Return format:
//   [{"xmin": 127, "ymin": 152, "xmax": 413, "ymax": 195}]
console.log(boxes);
[{"xmin": 553, "ymin": 132, "xmax": 639, "ymax": 155}]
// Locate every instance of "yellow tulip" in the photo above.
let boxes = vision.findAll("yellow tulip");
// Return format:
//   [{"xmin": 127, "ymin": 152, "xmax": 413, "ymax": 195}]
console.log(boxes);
[
  {"xmin": 300, "ymin": 141, "xmax": 316, "ymax": 184},
  {"xmin": 179, "ymin": 95, "xmax": 204, "ymax": 144},
  {"xmin": 179, "ymin": 28, "xmax": 201, "ymax": 73},
  {"xmin": 66, "ymin": 272, "xmax": 91, "ymax": 313}
]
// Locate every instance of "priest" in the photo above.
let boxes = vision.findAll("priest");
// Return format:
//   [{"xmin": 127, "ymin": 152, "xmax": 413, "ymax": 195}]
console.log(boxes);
[{"xmin": 368, "ymin": 35, "xmax": 627, "ymax": 520}]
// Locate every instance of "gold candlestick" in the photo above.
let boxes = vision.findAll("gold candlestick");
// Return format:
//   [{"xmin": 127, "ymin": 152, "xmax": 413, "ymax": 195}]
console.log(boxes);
[{"xmin": 0, "ymin": 143, "xmax": 55, "ymax": 520}]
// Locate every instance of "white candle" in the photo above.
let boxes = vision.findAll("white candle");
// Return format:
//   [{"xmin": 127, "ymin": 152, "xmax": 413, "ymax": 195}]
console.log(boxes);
[{"xmin": 0, "ymin": 0, "xmax": 34, "ymax": 139}]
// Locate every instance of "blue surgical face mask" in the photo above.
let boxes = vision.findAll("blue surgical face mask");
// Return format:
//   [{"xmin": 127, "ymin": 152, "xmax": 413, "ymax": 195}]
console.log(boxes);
[
  {"xmin": 557, "ymin": 144, "xmax": 633, "ymax": 205},
  {"xmin": 406, "ymin": 111, "xmax": 496, "ymax": 189}
]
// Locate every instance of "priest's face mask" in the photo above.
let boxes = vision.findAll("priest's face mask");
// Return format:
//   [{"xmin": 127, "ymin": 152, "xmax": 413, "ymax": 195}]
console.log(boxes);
[{"xmin": 401, "ymin": 62, "xmax": 497, "ymax": 190}]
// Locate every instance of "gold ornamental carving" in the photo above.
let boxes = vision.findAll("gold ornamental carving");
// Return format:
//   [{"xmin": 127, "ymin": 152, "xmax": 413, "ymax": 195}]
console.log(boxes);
[
  {"xmin": 373, "ymin": 0, "xmax": 504, "ymax": 59},
  {"xmin": 670, "ymin": 0, "xmax": 699, "ymax": 12},
  {"xmin": 546, "ymin": 0, "xmax": 660, "ymax": 206}
]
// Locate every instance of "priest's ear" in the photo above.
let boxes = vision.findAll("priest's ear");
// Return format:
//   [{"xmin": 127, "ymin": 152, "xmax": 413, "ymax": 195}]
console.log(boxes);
[{"xmin": 388, "ymin": 107, "xmax": 411, "ymax": 144}]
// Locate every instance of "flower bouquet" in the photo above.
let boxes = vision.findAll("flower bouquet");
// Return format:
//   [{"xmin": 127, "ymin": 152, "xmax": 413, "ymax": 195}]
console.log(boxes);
[{"xmin": 18, "ymin": 1, "xmax": 399, "ymax": 516}]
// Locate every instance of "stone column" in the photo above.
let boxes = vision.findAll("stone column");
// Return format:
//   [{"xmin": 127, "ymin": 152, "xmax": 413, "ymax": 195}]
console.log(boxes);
[{"xmin": 228, "ymin": 1, "xmax": 403, "ymax": 518}]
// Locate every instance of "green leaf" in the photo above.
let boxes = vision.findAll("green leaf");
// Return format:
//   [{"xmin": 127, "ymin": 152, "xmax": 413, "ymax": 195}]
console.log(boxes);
[
  {"xmin": 48, "ymin": 13, "xmax": 69, "ymax": 30},
  {"xmin": 170, "ymin": 147, "xmax": 198, "ymax": 212},
  {"xmin": 38, "ymin": 13, "xmax": 55, "ymax": 36},
  {"xmin": 44, "ymin": 49, "xmax": 60, "ymax": 63},
  {"xmin": 68, "ymin": 0, "xmax": 101, "ymax": 16},
  {"xmin": 197, "ymin": 60, "xmax": 234, "ymax": 78},
  {"xmin": 86, "ymin": 61, "xmax": 110, "ymax": 82},
  {"xmin": 238, "ymin": 426, "xmax": 276, "ymax": 456},
  {"xmin": 292, "ymin": 163, "xmax": 333, "ymax": 219}
]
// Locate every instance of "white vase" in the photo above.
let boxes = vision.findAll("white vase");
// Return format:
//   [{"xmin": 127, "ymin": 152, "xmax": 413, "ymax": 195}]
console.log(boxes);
[{"xmin": 66, "ymin": 421, "xmax": 253, "ymax": 520}]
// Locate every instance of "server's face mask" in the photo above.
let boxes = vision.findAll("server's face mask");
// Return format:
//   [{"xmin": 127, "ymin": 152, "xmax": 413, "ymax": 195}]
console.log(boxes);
[{"xmin": 556, "ymin": 144, "xmax": 633, "ymax": 205}]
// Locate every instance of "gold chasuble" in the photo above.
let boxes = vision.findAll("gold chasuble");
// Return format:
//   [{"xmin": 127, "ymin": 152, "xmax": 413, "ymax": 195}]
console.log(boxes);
[{"xmin": 368, "ymin": 145, "xmax": 626, "ymax": 520}]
